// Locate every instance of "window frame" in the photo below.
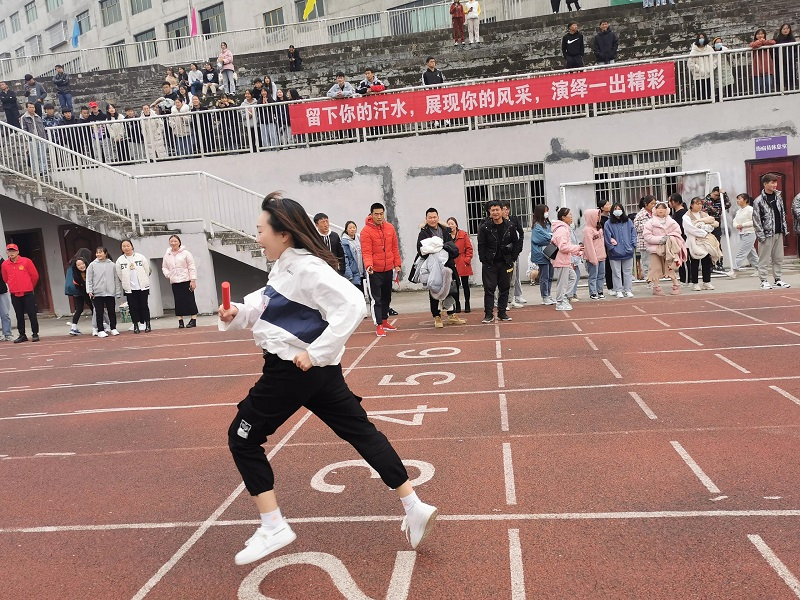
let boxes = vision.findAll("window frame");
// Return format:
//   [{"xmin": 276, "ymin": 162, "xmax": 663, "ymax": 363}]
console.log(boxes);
[
  {"xmin": 77, "ymin": 10, "xmax": 91, "ymax": 34},
  {"xmin": 165, "ymin": 16, "xmax": 189, "ymax": 51},
  {"xmin": 294, "ymin": 0, "xmax": 324, "ymax": 21},
  {"xmin": 100, "ymin": 0, "xmax": 123, "ymax": 27},
  {"xmin": 199, "ymin": 2, "xmax": 226, "ymax": 34},
  {"xmin": 25, "ymin": 1, "xmax": 39, "ymax": 24},
  {"xmin": 263, "ymin": 7, "xmax": 284, "ymax": 28},
  {"xmin": 130, "ymin": 0, "xmax": 152, "ymax": 16},
  {"xmin": 10, "ymin": 12, "xmax": 21, "ymax": 33},
  {"xmin": 134, "ymin": 27, "xmax": 158, "ymax": 62}
]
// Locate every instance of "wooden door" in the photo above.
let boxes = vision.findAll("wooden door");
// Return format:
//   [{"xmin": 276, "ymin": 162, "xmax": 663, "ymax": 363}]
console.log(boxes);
[
  {"xmin": 58, "ymin": 225, "xmax": 103, "ymax": 313},
  {"xmin": 745, "ymin": 157, "xmax": 799, "ymax": 257}
]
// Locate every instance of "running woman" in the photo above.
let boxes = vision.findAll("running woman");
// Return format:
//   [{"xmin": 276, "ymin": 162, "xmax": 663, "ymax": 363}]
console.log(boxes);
[{"xmin": 218, "ymin": 192, "xmax": 438, "ymax": 566}]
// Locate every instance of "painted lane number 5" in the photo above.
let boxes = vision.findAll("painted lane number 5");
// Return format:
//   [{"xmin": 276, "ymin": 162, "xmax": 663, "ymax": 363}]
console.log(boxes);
[{"xmin": 378, "ymin": 372, "xmax": 455, "ymax": 386}]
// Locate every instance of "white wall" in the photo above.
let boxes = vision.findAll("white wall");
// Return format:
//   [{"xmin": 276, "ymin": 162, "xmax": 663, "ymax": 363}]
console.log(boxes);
[{"xmin": 118, "ymin": 94, "xmax": 800, "ymax": 282}]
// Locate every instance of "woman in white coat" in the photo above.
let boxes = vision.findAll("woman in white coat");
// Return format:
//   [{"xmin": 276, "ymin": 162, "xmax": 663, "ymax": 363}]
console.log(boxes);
[
  {"xmin": 688, "ymin": 32, "xmax": 717, "ymax": 101},
  {"xmin": 140, "ymin": 104, "xmax": 168, "ymax": 159},
  {"xmin": 728, "ymin": 193, "xmax": 759, "ymax": 277},
  {"xmin": 162, "ymin": 235, "xmax": 198, "ymax": 328},
  {"xmin": 115, "ymin": 239, "xmax": 152, "ymax": 333}
]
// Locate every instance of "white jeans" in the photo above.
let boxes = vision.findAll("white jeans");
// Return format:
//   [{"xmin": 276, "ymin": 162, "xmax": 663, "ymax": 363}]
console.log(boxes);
[{"xmin": 467, "ymin": 19, "xmax": 480, "ymax": 43}]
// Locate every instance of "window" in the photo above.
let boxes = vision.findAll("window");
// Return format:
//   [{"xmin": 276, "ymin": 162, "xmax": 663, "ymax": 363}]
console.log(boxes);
[
  {"xmin": 463, "ymin": 163, "xmax": 545, "ymax": 235},
  {"xmin": 165, "ymin": 16, "xmax": 189, "ymax": 51},
  {"xmin": 593, "ymin": 148, "xmax": 682, "ymax": 215},
  {"xmin": 106, "ymin": 40, "xmax": 127, "ymax": 69},
  {"xmin": 100, "ymin": 0, "xmax": 122, "ymax": 26},
  {"xmin": 199, "ymin": 3, "xmax": 226, "ymax": 34},
  {"xmin": 25, "ymin": 35, "xmax": 43, "ymax": 55},
  {"xmin": 15, "ymin": 46, "xmax": 26, "ymax": 58},
  {"xmin": 263, "ymin": 8, "xmax": 284, "ymax": 27},
  {"xmin": 0, "ymin": 21, "xmax": 6, "ymax": 41},
  {"xmin": 46, "ymin": 0, "xmax": 63, "ymax": 11},
  {"xmin": 10, "ymin": 12, "xmax": 21, "ymax": 33},
  {"xmin": 130, "ymin": 0, "xmax": 151, "ymax": 15},
  {"xmin": 77, "ymin": 10, "xmax": 91, "ymax": 34},
  {"xmin": 46, "ymin": 21, "xmax": 67, "ymax": 47},
  {"xmin": 25, "ymin": 1, "xmax": 38, "ymax": 23},
  {"xmin": 294, "ymin": 0, "xmax": 323, "ymax": 21},
  {"xmin": 134, "ymin": 28, "xmax": 157, "ymax": 61}
]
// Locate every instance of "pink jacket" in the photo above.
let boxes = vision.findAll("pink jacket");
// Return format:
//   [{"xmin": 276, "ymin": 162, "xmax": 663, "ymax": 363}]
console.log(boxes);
[
  {"xmin": 581, "ymin": 209, "xmax": 606, "ymax": 265},
  {"xmin": 218, "ymin": 48, "xmax": 234, "ymax": 71},
  {"xmin": 162, "ymin": 246, "xmax": 197, "ymax": 283},
  {"xmin": 643, "ymin": 215, "xmax": 682, "ymax": 254},
  {"xmin": 550, "ymin": 220, "xmax": 582, "ymax": 267}
]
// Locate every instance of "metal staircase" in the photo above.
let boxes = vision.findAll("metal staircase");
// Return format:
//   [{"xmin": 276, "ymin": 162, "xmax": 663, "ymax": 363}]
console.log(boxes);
[{"xmin": 0, "ymin": 120, "xmax": 267, "ymax": 270}]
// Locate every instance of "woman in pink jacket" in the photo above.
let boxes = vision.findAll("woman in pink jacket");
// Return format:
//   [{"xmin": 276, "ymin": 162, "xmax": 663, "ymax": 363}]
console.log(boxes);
[
  {"xmin": 218, "ymin": 42, "xmax": 236, "ymax": 95},
  {"xmin": 550, "ymin": 207, "xmax": 583, "ymax": 311},
  {"xmin": 582, "ymin": 208, "xmax": 606, "ymax": 300},
  {"xmin": 643, "ymin": 200, "xmax": 686, "ymax": 296},
  {"xmin": 162, "ymin": 235, "xmax": 198, "ymax": 328}
]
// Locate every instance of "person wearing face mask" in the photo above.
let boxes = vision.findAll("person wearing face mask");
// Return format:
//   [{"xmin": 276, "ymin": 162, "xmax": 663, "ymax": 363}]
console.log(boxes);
[
  {"xmin": 711, "ymin": 37, "xmax": 735, "ymax": 99},
  {"xmin": 688, "ymin": 32, "xmax": 716, "ymax": 101},
  {"xmin": 530, "ymin": 204, "xmax": 555, "ymax": 305},
  {"xmin": 603, "ymin": 203, "xmax": 637, "ymax": 298}
]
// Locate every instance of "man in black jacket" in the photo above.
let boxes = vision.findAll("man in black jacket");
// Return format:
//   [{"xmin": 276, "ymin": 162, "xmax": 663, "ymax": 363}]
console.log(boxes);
[
  {"xmin": 592, "ymin": 20, "xmax": 619, "ymax": 64},
  {"xmin": 562, "ymin": 23, "xmax": 585, "ymax": 69},
  {"xmin": 478, "ymin": 200, "xmax": 520, "ymax": 323},
  {"xmin": 53, "ymin": 65, "xmax": 73, "ymax": 112},
  {"xmin": 0, "ymin": 81, "xmax": 21, "ymax": 129},
  {"xmin": 422, "ymin": 57, "xmax": 445, "ymax": 86},
  {"xmin": 314, "ymin": 213, "xmax": 346, "ymax": 276},
  {"xmin": 417, "ymin": 208, "xmax": 465, "ymax": 328}
]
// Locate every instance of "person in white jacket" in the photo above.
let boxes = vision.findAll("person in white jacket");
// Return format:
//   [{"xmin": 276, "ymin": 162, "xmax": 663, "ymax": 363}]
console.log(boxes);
[
  {"xmin": 217, "ymin": 192, "xmax": 438, "ymax": 566},
  {"xmin": 464, "ymin": 0, "xmax": 481, "ymax": 44},
  {"xmin": 728, "ymin": 193, "xmax": 759, "ymax": 278},
  {"xmin": 115, "ymin": 239, "xmax": 151, "ymax": 333},
  {"xmin": 140, "ymin": 104, "xmax": 168, "ymax": 159},
  {"xmin": 688, "ymin": 33, "xmax": 717, "ymax": 101},
  {"xmin": 162, "ymin": 235, "xmax": 198, "ymax": 328}
]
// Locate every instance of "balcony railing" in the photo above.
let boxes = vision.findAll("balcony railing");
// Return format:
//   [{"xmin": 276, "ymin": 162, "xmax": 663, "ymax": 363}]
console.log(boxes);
[{"xmin": 24, "ymin": 43, "xmax": 799, "ymax": 168}]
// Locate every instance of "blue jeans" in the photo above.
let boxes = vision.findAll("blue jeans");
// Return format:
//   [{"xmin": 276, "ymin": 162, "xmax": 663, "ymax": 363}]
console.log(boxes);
[
  {"xmin": 586, "ymin": 260, "xmax": 605, "ymax": 295},
  {"xmin": 190, "ymin": 81, "xmax": 203, "ymax": 97},
  {"xmin": 174, "ymin": 134, "xmax": 194, "ymax": 157},
  {"xmin": 0, "ymin": 292, "xmax": 11, "ymax": 336},
  {"xmin": 57, "ymin": 92, "xmax": 73, "ymax": 112},
  {"xmin": 754, "ymin": 75, "xmax": 773, "ymax": 94},
  {"xmin": 537, "ymin": 261, "xmax": 553, "ymax": 299}
]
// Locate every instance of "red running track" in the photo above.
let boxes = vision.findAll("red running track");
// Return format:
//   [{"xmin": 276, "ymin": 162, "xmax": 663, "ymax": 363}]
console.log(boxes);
[{"xmin": 2, "ymin": 289, "xmax": 800, "ymax": 599}]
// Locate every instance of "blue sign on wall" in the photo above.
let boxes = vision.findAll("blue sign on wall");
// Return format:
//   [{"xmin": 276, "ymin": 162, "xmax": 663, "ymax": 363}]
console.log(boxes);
[{"xmin": 755, "ymin": 136, "xmax": 788, "ymax": 159}]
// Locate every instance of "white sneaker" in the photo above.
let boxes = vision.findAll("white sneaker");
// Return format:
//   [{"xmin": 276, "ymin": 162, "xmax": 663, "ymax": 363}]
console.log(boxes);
[
  {"xmin": 624, "ymin": 291, "xmax": 634, "ymax": 298},
  {"xmin": 401, "ymin": 501, "xmax": 438, "ymax": 550},
  {"xmin": 92, "ymin": 328, "xmax": 99, "ymax": 336},
  {"xmin": 692, "ymin": 284, "xmax": 702, "ymax": 291},
  {"xmin": 515, "ymin": 297, "xmax": 527, "ymax": 304},
  {"xmin": 97, "ymin": 331, "xmax": 108, "ymax": 338},
  {"xmin": 110, "ymin": 329, "xmax": 120, "ymax": 336},
  {"xmin": 69, "ymin": 329, "xmax": 81, "ymax": 336},
  {"xmin": 128, "ymin": 324, "xmax": 136, "ymax": 331},
  {"xmin": 615, "ymin": 291, "xmax": 624, "ymax": 298},
  {"xmin": 701, "ymin": 282, "xmax": 715, "ymax": 290},
  {"xmin": 726, "ymin": 270, "xmax": 737, "ymax": 279},
  {"xmin": 555, "ymin": 301, "xmax": 573, "ymax": 311},
  {"xmin": 542, "ymin": 297, "xmax": 556, "ymax": 305},
  {"xmin": 774, "ymin": 280, "xmax": 792, "ymax": 288},
  {"xmin": 234, "ymin": 521, "xmax": 297, "ymax": 566},
  {"xmin": 510, "ymin": 301, "xmax": 524, "ymax": 308},
  {"xmin": 760, "ymin": 281, "xmax": 773, "ymax": 290}
]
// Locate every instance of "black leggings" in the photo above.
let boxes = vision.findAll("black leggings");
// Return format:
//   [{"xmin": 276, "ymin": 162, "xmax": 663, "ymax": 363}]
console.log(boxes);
[
  {"xmin": 229, "ymin": 354, "xmax": 409, "ymax": 496},
  {"xmin": 72, "ymin": 295, "xmax": 92, "ymax": 324},
  {"xmin": 93, "ymin": 296, "xmax": 117, "ymax": 331},
  {"xmin": 125, "ymin": 289, "xmax": 150, "ymax": 324}
]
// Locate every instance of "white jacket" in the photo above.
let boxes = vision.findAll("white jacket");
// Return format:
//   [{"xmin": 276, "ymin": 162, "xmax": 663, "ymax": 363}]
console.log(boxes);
[
  {"xmin": 219, "ymin": 248, "xmax": 367, "ymax": 367},
  {"xmin": 105, "ymin": 114, "xmax": 126, "ymax": 142},
  {"xmin": 116, "ymin": 252, "xmax": 151, "ymax": 293},
  {"xmin": 162, "ymin": 246, "xmax": 197, "ymax": 283},
  {"xmin": 732, "ymin": 204, "xmax": 755, "ymax": 234},
  {"xmin": 417, "ymin": 236, "xmax": 452, "ymax": 300}
]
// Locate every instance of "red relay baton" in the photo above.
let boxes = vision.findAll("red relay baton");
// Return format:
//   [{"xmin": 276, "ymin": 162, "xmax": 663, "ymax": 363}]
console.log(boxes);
[{"xmin": 221, "ymin": 281, "xmax": 231, "ymax": 310}]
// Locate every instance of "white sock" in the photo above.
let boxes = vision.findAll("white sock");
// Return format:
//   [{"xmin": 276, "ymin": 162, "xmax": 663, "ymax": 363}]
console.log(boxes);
[
  {"xmin": 70, "ymin": 323, "xmax": 78, "ymax": 330},
  {"xmin": 400, "ymin": 491, "xmax": 419, "ymax": 515},
  {"xmin": 260, "ymin": 508, "xmax": 283, "ymax": 532}
]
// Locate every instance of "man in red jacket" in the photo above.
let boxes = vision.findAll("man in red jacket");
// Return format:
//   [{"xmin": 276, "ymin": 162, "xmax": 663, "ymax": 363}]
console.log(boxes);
[
  {"xmin": 1, "ymin": 243, "xmax": 40, "ymax": 343},
  {"xmin": 360, "ymin": 203, "xmax": 401, "ymax": 337}
]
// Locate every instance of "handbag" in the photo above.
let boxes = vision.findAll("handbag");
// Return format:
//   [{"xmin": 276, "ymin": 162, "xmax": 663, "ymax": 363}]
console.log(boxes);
[
  {"xmin": 370, "ymin": 84, "xmax": 386, "ymax": 92},
  {"xmin": 407, "ymin": 254, "xmax": 425, "ymax": 283},
  {"xmin": 542, "ymin": 242, "xmax": 559, "ymax": 260}
]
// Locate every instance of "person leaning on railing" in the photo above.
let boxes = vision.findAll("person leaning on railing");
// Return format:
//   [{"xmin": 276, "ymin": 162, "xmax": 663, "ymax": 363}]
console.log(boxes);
[
  {"xmin": 711, "ymin": 37, "xmax": 735, "ymax": 99},
  {"xmin": 750, "ymin": 28, "xmax": 776, "ymax": 94},
  {"xmin": 773, "ymin": 24, "xmax": 798, "ymax": 92},
  {"xmin": 688, "ymin": 32, "xmax": 716, "ymax": 101}
]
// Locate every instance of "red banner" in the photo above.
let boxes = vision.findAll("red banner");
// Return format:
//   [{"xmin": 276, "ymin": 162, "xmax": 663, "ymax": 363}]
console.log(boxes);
[{"xmin": 289, "ymin": 63, "xmax": 676, "ymax": 134}]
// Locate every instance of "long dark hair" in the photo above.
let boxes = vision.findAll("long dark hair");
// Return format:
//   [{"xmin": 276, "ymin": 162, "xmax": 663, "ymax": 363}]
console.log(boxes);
[
  {"xmin": 342, "ymin": 220, "xmax": 357, "ymax": 239},
  {"xmin": 70, "ymin": 247, "xmax": 94, "ymax": 269},
  {"xmin": 261, "ymin": 192, "xmax": 338, "ymax": 270},
  {"xmin": 532, "ymin": 204, "xmax": 549, "ymax": 228},
  {"xmin": 754, "ymin": 28, "xmax": 767, "ymax": 41},
  {"xmin": 775, "ymin": 23, "xmax": 795, "ymax": 42},
  {"xmin": 609, "ymin": 202, "xmax": 629, "ymax": 223}
]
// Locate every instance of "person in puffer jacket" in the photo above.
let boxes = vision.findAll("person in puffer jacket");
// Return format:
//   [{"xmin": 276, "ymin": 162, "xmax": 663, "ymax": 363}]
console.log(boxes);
[
  {"xmin": 582, "ymin": 208, "xmax": 607, "ymax": 300},
  {"xmin": 550, "ymin": 207, "xmax": 583, "ymax": 311},
  {"xmin": 603, "ymin": 202, "xmax": 637, "ymax": 298}
]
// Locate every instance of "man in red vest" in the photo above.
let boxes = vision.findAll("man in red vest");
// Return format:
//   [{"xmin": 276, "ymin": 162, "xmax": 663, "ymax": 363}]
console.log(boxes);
[{"xmin": 1, "ymin": 243, "xmax": 40, "ymax": 343}]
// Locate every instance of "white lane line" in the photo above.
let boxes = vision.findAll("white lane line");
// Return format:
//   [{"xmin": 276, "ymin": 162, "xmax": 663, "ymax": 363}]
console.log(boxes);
[
  {"xmin": 748, "ymin": 534, "xmax": 800, "ymax": 597},
  {"xmin": 502, "ymin": 443, "xmax": 517, "ymax": 506},
  {"xmin": 495, "ymin": 324, "xmax": 501, "ymax": 338},
  {"xmin": 572, "ymin": 321, "xmax": 583, "ymax": 332},
  {"xmin": 7, "ymin": 386, "xmax": 30, "ymax": 390},
  {"xmin": 678, "ymin": 332, "xmax": 704, "ymax": 346},
  {"xmin": 629, "ymin": 392, "xmax": 657, "ymax": 420},
  {"xmin": 652, "ymin": 317, "xmax": 671, "ymax": 328},
  {"xmin": 11, "ymin": 509, "xmax": 800, "ymax": 534},
  {"xmin": 0, "ymin": 402, "xmax": 238, "ymax": 421},
  {"xmin": 16, "ymin": 412, "xmax": 47, "ymax": 416},
  {"xmin": 781, "ymin": 296, "xmax": 800, "ymax": 303},
  {"xmin": 508, "ymin": 529, "xmax": 526, "ymax": 600},
  {"xmin": 499, "ymin": 393, "xmax": 509, "ymax": 432},
  {"xmin": 778, "ymin": 327, "xmax": 800, "ymax": 337},
  {"xmin": 670, "ymin": 441, "xmax": 721, "ymax": 494},
  {"xmin": 602, "ymin": 358, "xmax": 623, "ymax": 379},
  {"xmin": 584, "ymin": 337, "xmax": 598, "ymax": 351},
  {"xmin": 632, "ymin": 305, "xmax": 647, "ymax": 314},
  {"xmin": 705, "ymin": 300, "xmax": 768, "ymax": 324},
  {"xmin": 497, "ymin": 363, "xmax": 506, "ymax": 388},
  {"xmin": 770, "ymin": 386, "xmax": 800, "ymax": 407},
  {"xmin": 496, "ymin": 340, "xmax": 502, "ymax": 359},
  {"xmin": 714, "ymin": 353, "xmax": 750, "ymax": 374},
  {"xmin": 132, "ymin": 330, "xmax": 381, "ymax": 600},
  {"xmin": 34, "ymin": 452, "xmax": 75, "ymax": 457}
]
